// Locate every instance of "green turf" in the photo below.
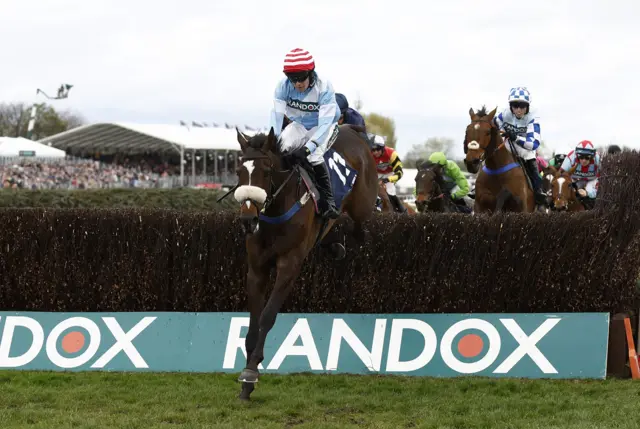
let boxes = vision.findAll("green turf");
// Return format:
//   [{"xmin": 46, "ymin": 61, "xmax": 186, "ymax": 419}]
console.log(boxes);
[{"xmin": 0, "ymin": 371, "xmax": 637, "ymax": 428}]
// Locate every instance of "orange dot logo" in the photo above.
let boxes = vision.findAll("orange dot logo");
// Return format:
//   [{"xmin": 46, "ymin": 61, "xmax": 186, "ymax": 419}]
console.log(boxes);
[
  {"xmin": 457, "ymin": 334, "xmax": 484, "ymax": 358},
  {"xmin": 61, "ymin": 331, "xmax": 85, "ymax": 353}
]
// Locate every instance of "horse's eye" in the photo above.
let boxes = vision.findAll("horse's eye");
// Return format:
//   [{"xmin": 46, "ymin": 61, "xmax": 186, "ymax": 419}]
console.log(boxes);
[{"xmin": 263, "ymin": 167, "xmax": 272, "ymax": 175}]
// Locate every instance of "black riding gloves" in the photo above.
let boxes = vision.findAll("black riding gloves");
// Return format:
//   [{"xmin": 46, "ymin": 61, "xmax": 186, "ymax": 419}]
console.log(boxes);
[
  {"xmin": 503, "ymin": 129, "xmax": 518, "ymax": 143},
  {"xmin": 290, "ymin": 146, "xmax": 311, "ymax": 163}
]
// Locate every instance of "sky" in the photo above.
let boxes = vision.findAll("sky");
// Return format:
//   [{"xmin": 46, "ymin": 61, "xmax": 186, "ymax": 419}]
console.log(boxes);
[{"xmin": 2, "ymin": 0, "xmax": 639, "ymax": 159}]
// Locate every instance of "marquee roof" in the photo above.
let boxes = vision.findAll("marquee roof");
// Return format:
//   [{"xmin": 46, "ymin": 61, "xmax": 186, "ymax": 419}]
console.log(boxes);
[{"xmin": 38, "ymin": 123, "xmax": 265, "ymax": 155}]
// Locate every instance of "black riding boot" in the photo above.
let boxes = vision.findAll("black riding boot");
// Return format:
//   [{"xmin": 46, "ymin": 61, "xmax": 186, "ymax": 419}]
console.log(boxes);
[
  {"xmin": 524, "ymin": 159, "xmax": 547, "ymax": 205},
  {"xmin": 389, "ymin": 195, "xmax": 407, "ymax": 213},
  {"xmin": 312, "ymin": 163, "xmax": 340, "ymax": 219}
]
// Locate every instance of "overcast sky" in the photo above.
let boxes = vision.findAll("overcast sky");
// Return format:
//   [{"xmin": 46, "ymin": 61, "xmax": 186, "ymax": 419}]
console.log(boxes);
[{"xmin": 2, "ymin": 0, "xmax": 638, "ymax": 159}]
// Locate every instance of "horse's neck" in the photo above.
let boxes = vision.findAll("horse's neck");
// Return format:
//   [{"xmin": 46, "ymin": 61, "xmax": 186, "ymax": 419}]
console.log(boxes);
[
  {"xmin": 568, "ymin": 183, "xmax": 580, "ymax": 203},
  {"xmin": 428, "ymin": 182, "xmax": 444, "ymax": 210},
  {"xmin": 264, "ymin": 170, "xmax": 300, "ymax": 215},
  {"xmin": 485, "ymin": 139, "xmax": 516, "ymax": 170}
]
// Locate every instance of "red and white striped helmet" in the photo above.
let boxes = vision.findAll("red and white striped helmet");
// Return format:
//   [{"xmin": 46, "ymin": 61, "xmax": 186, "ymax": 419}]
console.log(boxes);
[
  {"xmin": 575, "ymin": 140, "xmax": 596, "ymax": 157},
  {"xmin": 283, "ymin": 48, "xmax": 315, "ymax": 73}
]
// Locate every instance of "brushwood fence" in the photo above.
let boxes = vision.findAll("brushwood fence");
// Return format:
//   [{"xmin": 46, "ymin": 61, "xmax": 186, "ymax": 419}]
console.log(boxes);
[{"xmin": 0, "ymin": 152, "xmax": 639, "ymax": 316}]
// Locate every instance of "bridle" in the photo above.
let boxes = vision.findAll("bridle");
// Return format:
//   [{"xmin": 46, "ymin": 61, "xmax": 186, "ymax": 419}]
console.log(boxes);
[
  {"xmin": 551, "ymin": 178, "xmax": 580, "ymax": 211},
  {"xmin": 465, "ymin": 118, "xmax": 505, "ymax": 163},
  {"xmin": 415, "ymin": 167, "xmax": 445, "ymax": 211},
  {"xmin": 233, "ymin": 150, "xmax": 299, "ymax": 214}
]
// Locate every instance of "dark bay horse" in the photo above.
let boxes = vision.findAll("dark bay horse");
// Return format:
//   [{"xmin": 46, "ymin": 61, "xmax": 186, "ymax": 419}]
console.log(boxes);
[
  {"xmin": 414, "ymin": 161, "xmax": 459, "ymax": 213},
  {"xmin": 463, "ymin": 106, "xmax": 535, "ymax": 213},
  {"xmin": 232, "ymin": 125, "xmax": 378, "ymax": 401}
]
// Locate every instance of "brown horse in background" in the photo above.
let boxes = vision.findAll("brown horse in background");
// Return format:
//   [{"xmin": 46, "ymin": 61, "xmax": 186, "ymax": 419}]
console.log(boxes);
[
  {"xmin": 464, "ymin": 106, "xmax": 535, "ymax": 214},
  {"xmin": 377, "ymin": 181, "xmax": 415, "ymax": 214},
  {"xmin": 549, "ymin": 165, "xmax": 585, "ymax": 212},
  {"xmin": 232, "ymin": 125, "xmax": 378, "ymax": 401},
  {"xmin": 414, "ymin": 161, "xmax": 464, "ymax": 213}
]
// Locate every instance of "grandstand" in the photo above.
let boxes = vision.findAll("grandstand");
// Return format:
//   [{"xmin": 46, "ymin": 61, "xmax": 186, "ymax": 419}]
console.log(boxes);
[{"xmin": 37, "ymin": 123, "xmax": 255, "ymax": 187}]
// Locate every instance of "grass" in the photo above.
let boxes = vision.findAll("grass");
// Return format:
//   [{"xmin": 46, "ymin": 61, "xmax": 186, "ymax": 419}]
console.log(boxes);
[{"xmin": 0, "ymin": 371, "xmax": 638, "ymax": 428}]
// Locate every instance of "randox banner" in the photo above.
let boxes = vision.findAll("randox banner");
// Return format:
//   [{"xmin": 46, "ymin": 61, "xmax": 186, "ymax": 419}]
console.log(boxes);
[{"xmin": 0, "ymin": 312, "xmax": 609, "ymax": 379}]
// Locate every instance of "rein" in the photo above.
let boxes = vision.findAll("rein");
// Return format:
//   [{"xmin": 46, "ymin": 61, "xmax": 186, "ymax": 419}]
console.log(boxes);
[
  {"xmin": 466, "ymin": 118, "xmax": 505, "ymax": 163},
  {"xmin": 223, "ymin": 149, "xmax": 314, "ymax": 225},
  {"xmin": 217, "ymin": 151, "xmax": 298, "ymax": 213}
]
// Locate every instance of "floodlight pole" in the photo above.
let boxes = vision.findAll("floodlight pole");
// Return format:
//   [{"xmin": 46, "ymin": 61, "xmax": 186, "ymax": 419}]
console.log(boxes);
[{"xmin": 28, "ymin": 84, "xmax": 73, "ymax": 140}]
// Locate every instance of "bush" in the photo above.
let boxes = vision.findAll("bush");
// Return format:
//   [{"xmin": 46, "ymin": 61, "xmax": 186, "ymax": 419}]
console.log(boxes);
[{"xmin": 0, "ymin": 188, "xmax": 239, "ymax": 210}]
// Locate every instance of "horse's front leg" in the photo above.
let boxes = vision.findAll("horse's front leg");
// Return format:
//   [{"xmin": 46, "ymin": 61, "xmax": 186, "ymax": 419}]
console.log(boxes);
[
  {"xmin": 238, "ymin": 261, "xmax": 269, "ymax": 400},
  {"xmin": 241, "ymin": 251, "xmax": 305, "ymax": 382}
]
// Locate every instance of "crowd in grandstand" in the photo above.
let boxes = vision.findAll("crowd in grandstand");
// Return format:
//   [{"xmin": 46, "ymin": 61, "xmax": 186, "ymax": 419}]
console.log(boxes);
[
  {"xmin": 0, "ymin": 145, "xmax": 628, "ymax": 191},
  {"xmin": 0, "ymin": 153, "xmax": 238, "ymax": 190}
]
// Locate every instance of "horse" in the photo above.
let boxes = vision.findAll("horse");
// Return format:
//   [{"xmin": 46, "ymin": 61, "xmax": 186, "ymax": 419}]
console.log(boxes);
[
  {"xmin": 548, "ymin": 165, "xmax": 585, "ymax": 212},
  {"xmin": 377, "ymin": 180, "xmax": 415, "ymax": 214},
  {"xmin": 414, "ymin": 161, "xmax": 461, "ymax": 213},
  {"xmin": 232, "ymin": 124, "xmax": 378, "ymax": 401},
  {"xmin": 541, "ymin": 166, "xmax": 556, "ymax": 197},
  {"xmin": 463, "ymin": 106, "xmax": 536, "ymax": 214}
]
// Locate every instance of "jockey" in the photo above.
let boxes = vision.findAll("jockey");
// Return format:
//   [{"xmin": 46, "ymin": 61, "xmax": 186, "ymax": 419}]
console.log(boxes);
[
  {"xmin": 493, "ymin": 87, "xmax": 547, "ymax": 205},
  {"xmin": 270, "ymin": 48, "xmax": 341, "ymax": 219},
  {"xmin": 335, "ymin": 93, "xmax": 366, "ymax": 128},
  {"xmin": 607, "ymin": 144, "xmax": 621, "ymax": 155},
  {"xmin": 371, "ymin": 135, "xmax": 406, "ymax": 213},
  {"xmin": 559, "ymin": 140, "xmax": 601, "ymax": 199},
  {"xmin": 426, "ymin": 152, "xmax": 470, "ymax": 209},
  {"xmin": 549, "ymin": 153, "xmax": 567, "ymax": 169}
]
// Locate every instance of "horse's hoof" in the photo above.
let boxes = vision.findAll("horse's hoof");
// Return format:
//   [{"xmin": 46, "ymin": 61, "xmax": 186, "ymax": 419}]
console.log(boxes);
[
  {"xmin": 239, "ymin": 381, "xmax": 255, "ymax": 401},
  {"xmin": 329, "ymin": 243, "xmax": 346, "ymax": 260},
  {"xmin": 238, "ymin": 368, "xmax": 259, "ymax": 383}
]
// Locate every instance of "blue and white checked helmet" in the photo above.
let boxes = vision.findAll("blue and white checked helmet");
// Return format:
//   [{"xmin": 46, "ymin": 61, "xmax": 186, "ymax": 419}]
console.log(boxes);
[{"xmin": 508, "ymin": 87, "xmax": 531, "ymax": 105}]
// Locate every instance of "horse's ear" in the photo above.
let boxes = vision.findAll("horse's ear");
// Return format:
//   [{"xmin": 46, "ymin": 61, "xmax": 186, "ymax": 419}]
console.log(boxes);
[
  {"xmin": 469, "ymin": 108, "xmax": 476, "ymax": 120},
  {"xmin": 262, "ymin": 127, "xmax": 276, "ymax": 152},
  {"xmin": 568, "ymin": 163, "xmax": 578, "ymax": 176},
  {"xmin": 548, "ymin": 165, "xmax": 557, "ymax": 176},
  {"xmin": 415, "ymin": 158, "xmax": 424, "ymax": 169},
  {"xmin": 236, "ymin": 127, "xmax": 249, "ymax": 151},
  {"xmin": 487, "ymin": 107, "xmax": 498, "ymax": 121}
]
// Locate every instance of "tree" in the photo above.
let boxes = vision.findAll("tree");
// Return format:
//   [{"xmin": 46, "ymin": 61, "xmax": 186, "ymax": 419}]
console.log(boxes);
[
  {"xmin": 363, "ymin": 113, "xmax": 397, "ymax": 148},
  {"xmin": 353, "ymin": 97, "xmax": 397, "ymax": 148},
  {"xmin": 0, "ymin": 102, "xmax": 85, "ymax": 140},
  {"xmin": 403, "ymin": 137, "xmax": 456, "ymax": 167},
  {"xmin": 352, "ymin": 93, "xmax": 363, "ymax": 111}
]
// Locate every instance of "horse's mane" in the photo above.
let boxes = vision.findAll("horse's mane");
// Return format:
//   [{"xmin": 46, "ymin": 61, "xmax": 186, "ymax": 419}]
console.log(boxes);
[
  {"xmin": 418, "ymin": 161, "xmax": 445, "ymax": 187},
  {"xmin": 246, "ymin": 132, "xmax": 284, "ymax": 155},
  {"xmin": 476, "ymin": 105, "xmax": 489, "ymax": 117}
]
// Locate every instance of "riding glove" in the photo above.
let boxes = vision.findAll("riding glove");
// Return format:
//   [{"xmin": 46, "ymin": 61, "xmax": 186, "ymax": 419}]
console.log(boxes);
[
  {"xmin": 503, "ymin": 129, "xmax": 518, "ymax": 143},
  {"xmin": 289, "ymin": 146, "xmax": 311, "ymax": 164}
]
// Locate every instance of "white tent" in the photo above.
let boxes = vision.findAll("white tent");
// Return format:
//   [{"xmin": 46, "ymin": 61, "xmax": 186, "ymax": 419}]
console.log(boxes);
[{"xmin": 0, "ymin": 137, "xmax": 66, "ymax": 158}]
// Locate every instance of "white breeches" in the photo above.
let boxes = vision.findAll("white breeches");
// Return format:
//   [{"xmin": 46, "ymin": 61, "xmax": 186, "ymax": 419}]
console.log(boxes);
[
  {"xmin": 378, "ymin": 173, "xmax": 397, "ymax": 196},
  {"xmin": 575, "ymin": 178, "xmax": 598, "ymax": 199},
  {"xmin": 279, "ymin": 122, "xmax": 338, "ymax": 166},
  {"xmin": 505, "ymin": 140, "xmax": 536, "ymax": 161}
]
